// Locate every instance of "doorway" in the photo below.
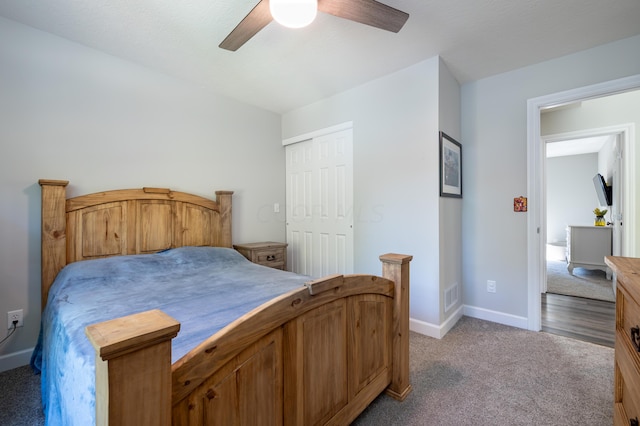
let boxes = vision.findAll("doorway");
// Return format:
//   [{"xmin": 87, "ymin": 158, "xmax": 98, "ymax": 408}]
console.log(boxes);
[{"xmin": 526, "ymin": 74, "xmax": 640, "ymax": 331}]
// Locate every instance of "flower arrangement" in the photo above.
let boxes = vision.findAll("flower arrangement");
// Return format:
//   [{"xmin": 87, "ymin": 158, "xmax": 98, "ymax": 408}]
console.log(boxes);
[{"xmin": 593, "ymin": 207, "xmax": 607, "ymax": 226}]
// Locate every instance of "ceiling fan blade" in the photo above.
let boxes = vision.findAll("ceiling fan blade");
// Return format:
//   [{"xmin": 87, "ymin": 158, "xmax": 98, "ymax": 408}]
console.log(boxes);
[
  {"xmin": 318, "ymin": 0, "xmax": 409, "ymax": 33},
  {"xmin": 219, "ymin": 0, "xmax": 273, "ymax": 51}
]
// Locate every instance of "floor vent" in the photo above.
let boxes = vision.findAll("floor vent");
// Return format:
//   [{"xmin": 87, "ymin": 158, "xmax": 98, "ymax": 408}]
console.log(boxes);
[{"xmin": 445, "ymin": 283, "xmax": 459, "ymax": 312}]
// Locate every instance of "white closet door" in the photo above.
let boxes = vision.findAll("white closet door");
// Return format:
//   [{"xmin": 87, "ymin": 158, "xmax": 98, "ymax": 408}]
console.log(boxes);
[{"xmin": 285, "ymin": 128, "xmax": 353, "ymax": 278}]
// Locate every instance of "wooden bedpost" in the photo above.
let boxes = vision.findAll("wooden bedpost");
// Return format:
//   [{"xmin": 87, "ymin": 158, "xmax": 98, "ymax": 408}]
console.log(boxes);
[
  {"xmin": 380, "ymin": 253, "xmax": 413, "ymax": 401},
  {"xmin": 39, "ymin": 179, "xmax": 69, "ymax": 311},
  {"xmin": 215, "ymin": 190, "xmax": 233, "ymax": 247},
  {"xmin": 85, "ymin": 309, "xmax": 180, "ymax": 426}
]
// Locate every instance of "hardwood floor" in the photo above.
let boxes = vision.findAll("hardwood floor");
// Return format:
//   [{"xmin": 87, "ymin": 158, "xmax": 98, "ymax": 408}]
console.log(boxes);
[{"xmin": 541, "ymin": 292, "xmax": 615, "ymax": 348}]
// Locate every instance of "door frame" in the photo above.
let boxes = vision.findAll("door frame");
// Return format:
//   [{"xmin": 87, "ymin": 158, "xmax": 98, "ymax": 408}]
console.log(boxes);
[
  {"xmin": 526, "ymin": 74, "xmax": 640, "ymax": 331},
  {"xmin": 282, "ymin": 121, "xmax": 353, "ymax": 146}
]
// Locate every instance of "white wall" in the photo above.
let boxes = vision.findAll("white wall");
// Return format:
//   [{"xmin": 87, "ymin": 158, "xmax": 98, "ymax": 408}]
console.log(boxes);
[
  {"xmin": 438, "ymin": 59, "xmax": 463, "ymax": 327},
  {"xmin": 0, "ymin": 17, "xmax": 285, "ymax": 370},
  {"xmin": 547, "ymin": 153, "xmax": 599, "ymax": 243},
  {"xmin": 282, "ymin": 57, "xmax": 449, "ymax": 331},
  {"xmin": 461, "ymin": 34, "xmax": 640, "ymax": 325},
  {"xmin": 598, "ymin": 136, "xmax": 616, "ymax": 181}
]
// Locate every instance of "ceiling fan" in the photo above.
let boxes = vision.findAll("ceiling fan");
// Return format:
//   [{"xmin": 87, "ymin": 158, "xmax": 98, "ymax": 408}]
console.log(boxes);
[{"xmin": 219, "ymin": 0, "xmax": 410, "ymax": 51}]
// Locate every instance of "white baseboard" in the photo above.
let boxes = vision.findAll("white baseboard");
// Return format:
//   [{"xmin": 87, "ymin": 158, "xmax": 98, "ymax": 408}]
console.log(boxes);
[
  {"xmin": 463, "ymin": 305, "xmax": 528, "ymax": 330},
  {"xmin": 0, "ymin": 347, "xmax": 34, "ymax": 373},
  {"xmin": 410, "ymin": 305, "xmax": 464, "ymax": 339}
]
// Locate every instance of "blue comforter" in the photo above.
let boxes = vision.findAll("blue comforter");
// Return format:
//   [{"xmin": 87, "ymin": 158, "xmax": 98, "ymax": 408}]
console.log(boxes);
[{"xmin": 31, "ymin": 246, "xmax": 309, "ymax": 425}]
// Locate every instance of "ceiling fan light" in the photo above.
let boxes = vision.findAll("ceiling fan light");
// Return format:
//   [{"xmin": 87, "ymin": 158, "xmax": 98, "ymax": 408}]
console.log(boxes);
[{"xmin": 270, "ymin": 0, "xmax": 317, "ymax": 29}]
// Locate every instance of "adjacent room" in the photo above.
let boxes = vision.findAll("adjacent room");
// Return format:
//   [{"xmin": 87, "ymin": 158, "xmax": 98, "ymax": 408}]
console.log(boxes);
[
  {"xmin": 539, "ymin": 90, "xmax": 640, "ymax": 347},
  {"xmin": 1, "ymin": 1, "xmax": 640, "ymax": 424}
]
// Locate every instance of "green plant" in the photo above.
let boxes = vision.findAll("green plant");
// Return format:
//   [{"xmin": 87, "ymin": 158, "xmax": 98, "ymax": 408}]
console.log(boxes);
[{"xmin": 593, "ymin": 207, "xmax": 608, "ymax": 217}]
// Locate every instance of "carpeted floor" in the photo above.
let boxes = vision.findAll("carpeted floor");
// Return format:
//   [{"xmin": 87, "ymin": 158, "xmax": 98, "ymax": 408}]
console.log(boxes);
[
  {"xmin": 0, "ymin": 362, "xmax": 43, "ymax": 426},
  {"xmin": 546, "ymin": 259, "xmax": 615, "ymax": 302},
  {"xmin": 354, "ymin": 316, "xmax": 613, "ymax": 425},
  {"xmin": 0, "ymin": 317, "xmax": 613, "ymax": 426}
]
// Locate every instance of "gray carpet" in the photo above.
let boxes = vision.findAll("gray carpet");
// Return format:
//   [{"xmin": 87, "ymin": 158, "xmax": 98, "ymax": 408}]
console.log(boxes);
[
  {"xmin": 546, "ymin": 259, "xmax": 615, "ymax": 302},
  {"xmin": 0, "ymin": 317, "xmax": 613, "ymax": 426},
  {"xmin": 0, "ymin": 362, "xmax": 43, "ymax": 426},
  {"xmin": 353, "ymin": 317, "xmax": 613, "ymax": 426}
]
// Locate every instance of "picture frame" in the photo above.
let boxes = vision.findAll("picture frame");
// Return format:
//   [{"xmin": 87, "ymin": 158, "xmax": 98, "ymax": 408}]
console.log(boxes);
[{"xmin": 439, "ymin": 132, "xmax": 462, "ymax": 198}]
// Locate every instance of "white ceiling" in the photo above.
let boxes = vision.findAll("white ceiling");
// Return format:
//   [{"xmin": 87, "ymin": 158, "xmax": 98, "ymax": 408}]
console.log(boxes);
[
  {"xmin": 546, "ymin": 135, "xmax": 613, "ymax": 158},
  {"xmin": 2, "ymin": 0, "xmax": 640, "ymax": 113}
]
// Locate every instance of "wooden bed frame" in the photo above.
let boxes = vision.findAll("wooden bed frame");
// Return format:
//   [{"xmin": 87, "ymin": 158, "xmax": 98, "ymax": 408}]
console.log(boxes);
[{"xmin": 39, "ymin": 179, "xmax": 412, "ymax": 426}]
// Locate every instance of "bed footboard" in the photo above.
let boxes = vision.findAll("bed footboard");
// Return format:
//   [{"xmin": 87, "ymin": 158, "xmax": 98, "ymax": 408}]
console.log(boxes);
[{"xmin": 86, "ymin": 254, "xmax": 412, "ymax": 426}]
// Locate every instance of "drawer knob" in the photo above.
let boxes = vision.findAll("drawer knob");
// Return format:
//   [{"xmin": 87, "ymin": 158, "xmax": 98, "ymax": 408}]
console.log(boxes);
[
  {"xmin": 267, "ymin": 255, "xmax": 276, "ymax": 261},
  {"xmin": 632, "ymin": 326, "xmax": 640, "ymax": 353}
]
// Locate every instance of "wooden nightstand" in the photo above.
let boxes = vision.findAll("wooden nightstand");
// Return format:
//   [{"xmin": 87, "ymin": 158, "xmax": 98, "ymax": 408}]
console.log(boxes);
[{"xmin": 233, "ymin": 242, "xmax": 288, "ymax": 270}]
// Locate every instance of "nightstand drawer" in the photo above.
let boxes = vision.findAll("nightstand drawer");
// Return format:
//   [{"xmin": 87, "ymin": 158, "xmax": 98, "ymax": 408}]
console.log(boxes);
[
  {"xmin": 253, "ymin": 249, "xmax": 285, "ymax": 265},
  {"xmin": 233, "ymin": 242, "xmax": 287, "ymax": 271}
]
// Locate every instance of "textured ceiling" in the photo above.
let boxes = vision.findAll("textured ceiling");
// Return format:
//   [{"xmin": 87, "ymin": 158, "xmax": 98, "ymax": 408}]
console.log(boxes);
[{"xmin": 1, "ymin": 0, "xmax": 640, "ymax": 113}]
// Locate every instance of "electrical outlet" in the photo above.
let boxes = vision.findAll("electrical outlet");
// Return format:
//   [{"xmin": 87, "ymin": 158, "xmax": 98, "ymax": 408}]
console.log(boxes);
[
  {"xmin": 7, "ymin": 309, "xmax": 24, "ymax": 329},
  {"xmin": 487, "ymin": 280, "xmax": 497, "ymax": 293}
]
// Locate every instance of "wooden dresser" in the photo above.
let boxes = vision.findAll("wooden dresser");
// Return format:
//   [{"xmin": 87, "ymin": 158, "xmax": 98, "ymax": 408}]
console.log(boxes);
[
  {"xmin": 605, "ymin": 256, "xmax": 640, "ymax": 426},
  {"xmin": 233, "ymin": 241, "xmax": 287, "ymax": 270}
]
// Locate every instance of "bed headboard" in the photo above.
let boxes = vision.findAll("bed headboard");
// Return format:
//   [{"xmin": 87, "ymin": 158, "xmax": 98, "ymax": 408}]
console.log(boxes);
[{"xmin": 39, "ymin": 179, "xmax": 233, "ymax": 310}]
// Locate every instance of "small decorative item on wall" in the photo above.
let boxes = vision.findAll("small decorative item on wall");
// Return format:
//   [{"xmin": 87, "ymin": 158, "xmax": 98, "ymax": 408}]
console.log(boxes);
[
  {"xmin": 593, "ymin": 207, "xmax": 607, "ymax": 226},
  {"xmin": 439, "ymin": 132, "xmax": 462, "ymax": 198},
  {"xmin": 514, "ymin": 196, "xmax": 527, "ymax": 212}
]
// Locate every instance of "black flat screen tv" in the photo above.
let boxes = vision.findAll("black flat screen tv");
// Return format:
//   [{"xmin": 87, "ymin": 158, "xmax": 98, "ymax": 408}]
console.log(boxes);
[{"xmin": 593, "ymin": 173, "xmax": 612, "ymax": 206}]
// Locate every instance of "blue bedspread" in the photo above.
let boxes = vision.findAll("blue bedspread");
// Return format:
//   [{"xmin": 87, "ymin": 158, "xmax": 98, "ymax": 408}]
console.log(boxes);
[{"xmin": 31, "ymin": 246, "xmax": 309, "ymax": 425}]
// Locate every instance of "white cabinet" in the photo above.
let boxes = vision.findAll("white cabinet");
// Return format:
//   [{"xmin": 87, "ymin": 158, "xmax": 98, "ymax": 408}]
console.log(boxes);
[{"xmin": 566, "ymin": 225, "xmax": 612, "ymax": 279}]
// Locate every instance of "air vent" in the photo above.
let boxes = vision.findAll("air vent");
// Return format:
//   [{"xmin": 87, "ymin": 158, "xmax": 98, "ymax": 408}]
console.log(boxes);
[{"xmin": 444, "ymin": 283, "xmax": 459, "ymax": 312}]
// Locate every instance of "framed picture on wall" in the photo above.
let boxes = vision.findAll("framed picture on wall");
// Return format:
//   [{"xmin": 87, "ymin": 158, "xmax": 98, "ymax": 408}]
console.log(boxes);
[{"xmin": 439, "ymin": 132, "xmax": 462, "ymax": 198}]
